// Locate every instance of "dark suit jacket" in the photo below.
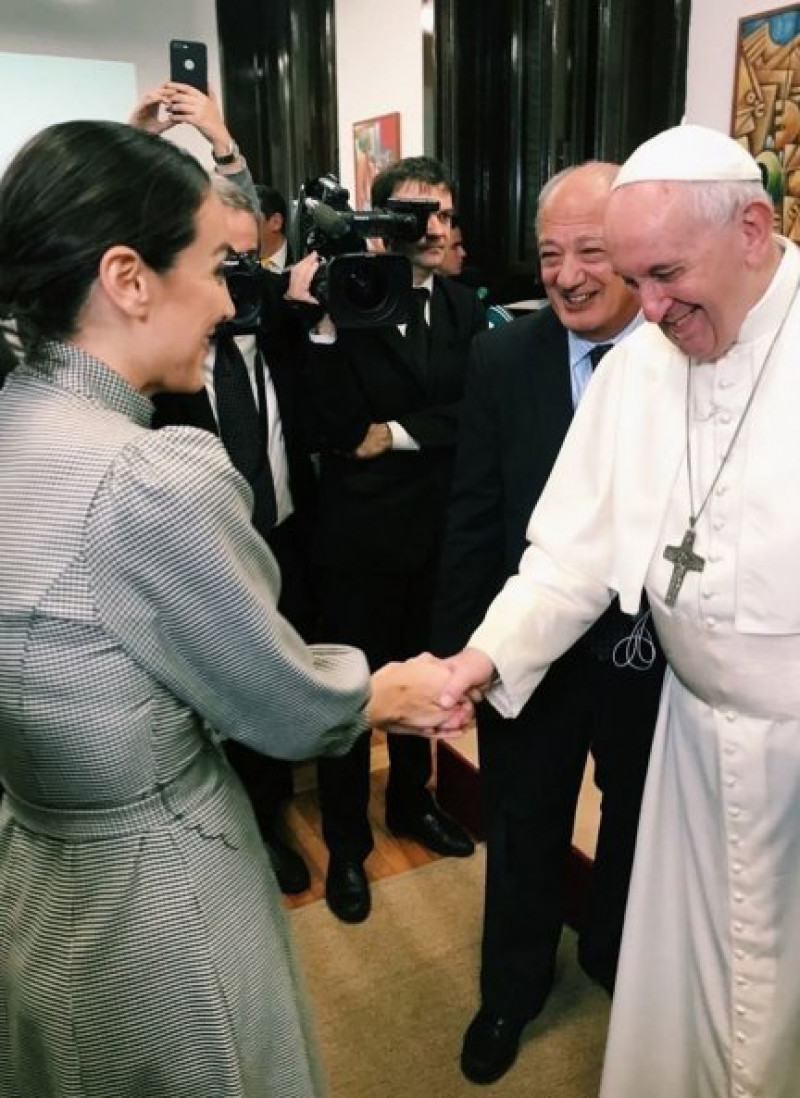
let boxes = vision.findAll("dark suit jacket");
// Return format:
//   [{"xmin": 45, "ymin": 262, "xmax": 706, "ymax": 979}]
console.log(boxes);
[
  {"xmin": 306, "ymin": 274, "xmax": 486, "ymax": 572},
  {"xmin": 0, "ymin": 332, "xmax": 17, "ymax": 390},
  {"xmin": 152, "ymin": 277, "xmax": 318, "ymax": 543},
  {"xmin": 433, "ymin": 306, "xmax": 575, "ymax": 651}
]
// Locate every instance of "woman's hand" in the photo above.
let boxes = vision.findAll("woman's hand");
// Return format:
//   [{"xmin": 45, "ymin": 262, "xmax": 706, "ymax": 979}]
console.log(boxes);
[{"xmin": 367, "ymin": 653, "xmax": 474, "ymax": 737}]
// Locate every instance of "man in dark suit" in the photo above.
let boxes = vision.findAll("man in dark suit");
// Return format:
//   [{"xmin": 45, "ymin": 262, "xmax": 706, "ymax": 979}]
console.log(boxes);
[
  {"xmin": 438, "ymin": 215, "xmax": 467, "ymax": 278},
  {"xmin": 255, "ymin": 184, "xmax": 293, "ymax": 273},
  {"xmin": 153, "ymin": 178, "xmax": 318, "ymax": 895},
  {"xmin": 433, "ymin": 162, "xmax": 665, "ymax": 1084},
  {"xmin": 295, "ymin": 157, "xmax": 486, "ymax": 923}
]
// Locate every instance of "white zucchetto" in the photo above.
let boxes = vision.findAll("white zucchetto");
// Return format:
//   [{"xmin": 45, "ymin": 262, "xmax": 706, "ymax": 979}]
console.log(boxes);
[{"xmin": 613, "ymin": 124, "xmax": 762, "ymax": 189}]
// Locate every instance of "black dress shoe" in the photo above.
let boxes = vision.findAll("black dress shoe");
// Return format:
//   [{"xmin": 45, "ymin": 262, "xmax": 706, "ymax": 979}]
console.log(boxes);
[
  {"xmin": 325, "ymin": 858, "xmax": 371, "ymax": 923},
  {"xmin": 265, "ymin": 836, "xmax": 310, "ymax": 895},
  {"xmin": 386, "ymin": 802, "xmax": 475, "ymax": 858},
  {"xmin": 460, "ymin": 1007, "xmax": 530, "ymax": 1085}
]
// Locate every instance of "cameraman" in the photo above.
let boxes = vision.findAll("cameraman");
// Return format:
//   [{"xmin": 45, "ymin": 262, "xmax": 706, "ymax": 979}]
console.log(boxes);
[
  {"xmin": 131, "ymin": 88, "xmax": 318, "ymax": 895},
  {"xmin": 291, "ymin": 157, "xmax": 487, "ymax": 923}
]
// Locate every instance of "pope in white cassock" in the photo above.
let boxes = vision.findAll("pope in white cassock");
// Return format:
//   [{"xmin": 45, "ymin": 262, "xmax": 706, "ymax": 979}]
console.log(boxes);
[{"xmin": 440, "ymin": 124, "xmax": 800, "ymax": 1098}]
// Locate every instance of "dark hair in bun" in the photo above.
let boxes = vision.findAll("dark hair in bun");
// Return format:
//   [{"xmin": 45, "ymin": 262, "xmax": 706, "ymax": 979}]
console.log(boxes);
[{"xmin": 0, "ymin": 120, "xmax": 210, "ymax": 355}]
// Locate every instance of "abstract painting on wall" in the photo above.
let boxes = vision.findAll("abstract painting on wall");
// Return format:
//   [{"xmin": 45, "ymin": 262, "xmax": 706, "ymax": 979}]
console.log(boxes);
[
  {"xmin": 732, "ymin": 5, "xmax": 800, "ymax": 239},
  {"xmin": 353, "ymin": 113, "xmax": 402, "ymax": 210}
]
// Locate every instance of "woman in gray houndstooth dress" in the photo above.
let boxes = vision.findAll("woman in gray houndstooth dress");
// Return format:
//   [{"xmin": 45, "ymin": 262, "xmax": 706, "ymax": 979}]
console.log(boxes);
[{"xmin": 0, "ymin": 121, "xmax": 466, "ymax": 1098}]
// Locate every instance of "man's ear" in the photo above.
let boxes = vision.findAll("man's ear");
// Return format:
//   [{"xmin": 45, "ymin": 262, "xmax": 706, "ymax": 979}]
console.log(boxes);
[
  {"xmin": 741, "ymin": 198, "xmax": 776, "ymax": 265},
  {"xmin": 96, "ymin": 246, "xmax": 152, "ymax": 318}
]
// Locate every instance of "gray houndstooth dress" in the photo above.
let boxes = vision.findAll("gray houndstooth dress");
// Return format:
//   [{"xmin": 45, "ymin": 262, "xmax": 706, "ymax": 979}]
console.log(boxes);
[{"xmin": 0, "ymin": 343, "xmax": 373, "ymax": 1097}]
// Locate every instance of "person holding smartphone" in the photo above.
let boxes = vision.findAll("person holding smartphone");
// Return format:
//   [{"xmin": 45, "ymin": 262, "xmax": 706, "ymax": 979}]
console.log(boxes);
[{"xmin": 129, "ymin": 80, "xmax": 253, "ymax": 201}]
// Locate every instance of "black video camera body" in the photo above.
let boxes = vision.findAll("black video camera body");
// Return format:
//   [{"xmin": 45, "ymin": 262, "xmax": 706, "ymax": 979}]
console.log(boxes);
[
  {"xmin": 218, "ymin": 249, "xmax": 265, "ymax": 336},
  {"xmin": 291, "ymin": 174, "xmax": 438, "ymax": 328}
]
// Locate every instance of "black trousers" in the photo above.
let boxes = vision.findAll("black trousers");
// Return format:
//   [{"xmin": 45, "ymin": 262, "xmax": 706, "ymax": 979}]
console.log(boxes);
[
  {"xmin": 226, "ymin": 513, "xmax": 317, "ymax": 836},
  {"xmin": 316, "ymin": 560, "xmax": 438, "ymax": 862},
  {"xmin": 477, "ymin": 639, "xmax": 665, "ymax": 1018}
]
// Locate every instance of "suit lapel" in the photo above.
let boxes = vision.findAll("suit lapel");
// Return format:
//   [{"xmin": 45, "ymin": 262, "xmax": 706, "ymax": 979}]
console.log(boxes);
[
  {"xmin": 428, "ymin": 276, "xmax": 459, "ymax": 352},
  {"xmin": 423, "ymin": 277, "xmax": 464, "ymax": 394},
  {"xmin": 380, "ymin": 323, "xmax": 428, "ymax": 389},
  {"xmin": 532, "ymin": 314, "xmax": 574, "ymax": 467},
  {"xmin": 348, "ymin": 277, "xmax": 465, "ymax": 393},
  {"xmin": 255, "ymin": 328, "xmax": 286, "ymax": 425}
]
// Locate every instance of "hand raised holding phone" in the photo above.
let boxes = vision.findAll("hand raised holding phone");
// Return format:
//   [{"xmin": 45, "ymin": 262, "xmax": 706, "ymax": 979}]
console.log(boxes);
[{"xmin": 128, "ymin": 78, "xmax": 240, "ymax": 171}]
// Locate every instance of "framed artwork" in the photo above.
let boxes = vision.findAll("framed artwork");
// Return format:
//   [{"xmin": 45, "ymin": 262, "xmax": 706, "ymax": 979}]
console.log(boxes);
[
  {"xmin": 353, "ymin": 112, "xmax": 402, "ymax": 210},
  {"xmin": 731, "ymin": 5, "xmax": 800, "ymax": 239}
]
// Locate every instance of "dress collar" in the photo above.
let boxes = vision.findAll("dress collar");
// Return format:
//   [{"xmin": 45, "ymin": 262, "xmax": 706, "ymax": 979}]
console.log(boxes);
[
  {"xmin": 20, "ymin": 341, "xmax": 153, "ymax": 427},
  {"xmin": 737, "ymin": 238, "xmax": 800, "ymax": 346}
]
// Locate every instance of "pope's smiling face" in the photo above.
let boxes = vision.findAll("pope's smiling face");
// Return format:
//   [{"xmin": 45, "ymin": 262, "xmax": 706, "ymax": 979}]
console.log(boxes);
[
  {"xmin": 537, "ymin": 167, "xmax": 640, "ymax": 342},
  {"xmin": 605, "ymin": 180, "xmax": 772, "ymax": 363}
]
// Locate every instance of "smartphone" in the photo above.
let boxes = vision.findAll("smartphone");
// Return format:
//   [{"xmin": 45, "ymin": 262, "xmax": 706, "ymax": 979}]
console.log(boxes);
[{"xmin": 169, "ymin": 40, "xmax": 208, "ymax": 94}]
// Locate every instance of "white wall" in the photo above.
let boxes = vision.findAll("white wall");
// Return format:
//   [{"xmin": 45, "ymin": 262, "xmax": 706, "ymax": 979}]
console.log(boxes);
[
  {"xmin": 334, "ymin": 0, "xmax": 424, "ymax": 201},
  {"xmin": 6, "ymin": 1, "xmax": 753, "ymax": 188},
  {"xmin": 685, "ymin": 0, "xmax": 787, "ymax": 130},
  {"xmin": 1, "ymin": 0, "xmax": 221, "ymax": 167}
]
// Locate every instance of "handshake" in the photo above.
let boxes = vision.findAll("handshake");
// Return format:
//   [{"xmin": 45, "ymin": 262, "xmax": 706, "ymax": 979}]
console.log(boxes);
[{"xmin": 366, "ymin": 649, "xmax": 497, "ymax": 738}]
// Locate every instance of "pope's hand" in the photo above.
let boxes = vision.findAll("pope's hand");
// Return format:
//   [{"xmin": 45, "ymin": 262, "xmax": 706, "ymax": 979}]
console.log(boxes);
[{"xmin": 438, "ymin": 648, "xmax": 497, "ymax": 709}]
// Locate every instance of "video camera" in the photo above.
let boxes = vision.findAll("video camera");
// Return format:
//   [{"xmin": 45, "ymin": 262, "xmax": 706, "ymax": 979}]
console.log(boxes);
[
  {"xmin": 290, "ymin": 174, "xmax": 439, "ymax": 328},
  {"xmin": 217, "ymin": 249, "xmax": 265, "ymax": 336},
  {"xmin": 214, "ymin": 174, "xmax": 438, "ymax": 335}
]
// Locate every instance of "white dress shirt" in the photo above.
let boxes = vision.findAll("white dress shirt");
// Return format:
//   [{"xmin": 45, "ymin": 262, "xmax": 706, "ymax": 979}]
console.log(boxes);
[{"xmin": 262, "ymin": 239, "xmax": 289, "ymax": 274}]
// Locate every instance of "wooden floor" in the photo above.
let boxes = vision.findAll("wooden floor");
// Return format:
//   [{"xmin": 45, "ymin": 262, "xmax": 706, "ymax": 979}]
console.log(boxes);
[
  {"xmin": 279, "ymin": 730, "xmax": 600, "ymax": 913},
  {"xmin": 281, "ymin": 767, "xmax": 447, "ymax": 910}
]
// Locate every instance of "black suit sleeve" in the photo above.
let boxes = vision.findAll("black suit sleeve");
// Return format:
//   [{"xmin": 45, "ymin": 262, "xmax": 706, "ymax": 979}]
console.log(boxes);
[
  {"xmin": 432, "ymin": 333, "xmax": 507, "ymax": 654},
  {"xmin": 394, "ymin": 401, "xmax": 464, "ymax": 449}
]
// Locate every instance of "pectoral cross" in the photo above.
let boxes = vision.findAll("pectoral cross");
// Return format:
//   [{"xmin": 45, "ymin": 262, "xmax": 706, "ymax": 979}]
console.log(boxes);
[{"xmin": 663, "ymin": 526, "xmax": 705, "ymax": 607}]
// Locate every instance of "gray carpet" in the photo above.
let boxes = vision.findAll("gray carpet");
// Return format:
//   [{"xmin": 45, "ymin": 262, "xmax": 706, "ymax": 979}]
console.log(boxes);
[{"xmin": 290, "ymin": 846, "xmax": 610, "ymax": 1097}]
